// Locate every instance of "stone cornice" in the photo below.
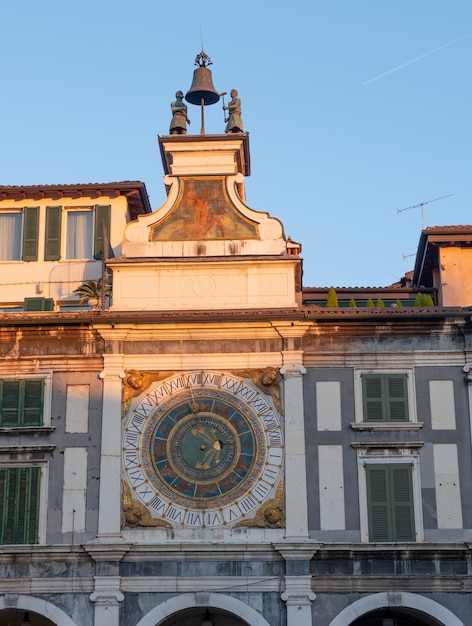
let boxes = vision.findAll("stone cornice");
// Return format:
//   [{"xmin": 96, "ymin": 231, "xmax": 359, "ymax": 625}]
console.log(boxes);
[
  {"xmin": 2, "ymin": 306, "xmax": 469, "ymax": 327},
  {"xmin": 352, "ymin": 441, "xmax": 424, "ymax": 449},
  {"xmin": 274, "ymin": 543, "xmax": 319, "ymax": 561},
  {"xmin": 84, "ymin": 543, "xmax": 133, "ymax": 562},
  {"xmin": 350, "ymin": 422, "xmax": 424, "ymax": 431},
  {"xmin": 0, "ymin": 445, "xmax": 55, "ymax": 454},
  {"xmin": 121, "ymin": 542, "xmax": 284, "ymax": 562},
  {"xmin": 121, "ymin": 575, "xmax": 280, "ymax": 593},
  {"xmin": 0, "ymin": 427, "xmax": 55, "ymax": 435},
  {"xmin": 0, "ymin": 577, "xmax": 94, "ymax": 594},
  {"xmin": 311, "ymin": 575, "xmax": 472, "ymax": 593}
]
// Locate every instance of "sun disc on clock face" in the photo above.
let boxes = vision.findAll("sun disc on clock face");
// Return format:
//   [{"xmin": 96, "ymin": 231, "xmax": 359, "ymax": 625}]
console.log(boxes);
[{"xmin": 123, "ymin": 371, "xmax": 284, "ymax": 528}]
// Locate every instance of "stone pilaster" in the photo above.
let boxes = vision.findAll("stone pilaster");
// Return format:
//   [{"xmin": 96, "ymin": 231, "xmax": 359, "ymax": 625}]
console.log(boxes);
[
  {"xmin": 463, "ymin": 363, "xmax": 472, "ymax": 461},
  {"xmin": 97, "ymin": 354, "xmax": 125, "ymax": 537},
  {"xmin": 281, "ymin": 575, "xmax": 316, "ymax": 626},
  {"xmin": 90, "ymin": 576, "xmax": 124, "ymax": 626},
  {"xmin": 280, "ymin": 360, "xmax": 308, "ymax": 539}
]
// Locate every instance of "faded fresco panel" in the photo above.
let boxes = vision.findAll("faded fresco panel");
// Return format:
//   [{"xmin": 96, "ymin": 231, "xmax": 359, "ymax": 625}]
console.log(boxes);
[{"xmin": 150, "ymin": 177, "xmax": 259, "ymax": 241}]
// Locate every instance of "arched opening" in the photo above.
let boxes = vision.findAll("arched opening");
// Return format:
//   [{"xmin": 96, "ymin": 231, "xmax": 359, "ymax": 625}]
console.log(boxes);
[
  {"xmin": 157, "ymin": 607, "xmax": 250, "ymax": 626},
  {"xmin": 0, "ymin": 610, "xmax": 56, "ymax": 626},
  {"xmin": 135, "ymin": 592, "xmax": 273, "ymax": 626},
  {"xmin": 328, "ymin": 592, "xmax": 464, "ymax": 626},
  {"xmin": 350, "ymin": 607, "xmax": 444, "ymax": 626}
]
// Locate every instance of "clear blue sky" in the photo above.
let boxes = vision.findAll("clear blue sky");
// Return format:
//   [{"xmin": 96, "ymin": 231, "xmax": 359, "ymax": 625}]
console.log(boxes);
[{"xmin": 1, "ymin": 1, "xmax": 471, "ymax": 288}]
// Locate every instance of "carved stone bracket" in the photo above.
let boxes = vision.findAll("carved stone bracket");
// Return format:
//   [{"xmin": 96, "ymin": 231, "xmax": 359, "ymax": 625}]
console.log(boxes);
[
  {"xmin": 99, "ymin": 353, "xmax": 126, "ymax": 382},
  {"xmin": 99, "ymin": 368, "xmax": 126, "ymax": 382},
  {"xmin": 231, "ymin": 367, "xmax": 283, "ymax": 414},
  {"xmin": 90, "ymin": 576, "xmax": 124, "ymax": 605},
  {"xmin": 281, "ymin": 575, "xmax": 316, "ymax": 606},
  {"xmin": 122, "ymin": 480, "xmax": 171, "ymax": 528},
  {"xmin": 235, "ymin": 480, "xmax": 285, "ymax": 528},
  {"xmin": 122, "ymin": 370, "xmax": 171, "ymax": 408},
  {"xmin": 89, "ymin": 591, "xmax": 124, "ymax": 606},
  {"xmin": 463, "ymin": 363, "xmax": 472, "ymax": 383},
  {"xmin": 280, "ymin": 364, "xmax": 306, "ymax": 379}
]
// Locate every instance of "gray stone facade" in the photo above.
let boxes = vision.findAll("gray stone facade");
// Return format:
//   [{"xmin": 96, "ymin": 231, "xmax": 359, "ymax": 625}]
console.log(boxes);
[{"xmin": 1, "ymin": 134, "xmax": 472, "ymax": 626}]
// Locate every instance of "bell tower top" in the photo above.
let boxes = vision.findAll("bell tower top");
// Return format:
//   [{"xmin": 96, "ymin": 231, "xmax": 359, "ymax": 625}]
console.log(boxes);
[{"xmin": 105, "ymin": 55, "xmax": 302, "ymax": 313}]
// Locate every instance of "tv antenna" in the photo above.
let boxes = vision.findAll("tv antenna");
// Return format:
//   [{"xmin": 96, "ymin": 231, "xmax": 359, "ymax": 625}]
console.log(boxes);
[{"xmin": 397, "ymin": 194, "xmax": 453, "ymax": 229}]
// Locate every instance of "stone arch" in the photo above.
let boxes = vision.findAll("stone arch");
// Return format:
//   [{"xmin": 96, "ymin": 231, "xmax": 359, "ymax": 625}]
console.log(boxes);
[
  {"xmin": 0, "ymin": 595, "xmax": 78, "ymax": 626},
  {"xmin": 328, "ymin": 591, "xmax": 465, "ymax": 626},
  {"xmin": 135, "ymin": 592, "xmax": 272, "ymax": 626}
]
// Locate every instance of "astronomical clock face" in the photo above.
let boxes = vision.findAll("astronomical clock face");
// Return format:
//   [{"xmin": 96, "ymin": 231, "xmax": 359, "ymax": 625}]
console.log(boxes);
[{"xmin": 122, "ymin": 371, "xmax": 284, "ymax": 528}]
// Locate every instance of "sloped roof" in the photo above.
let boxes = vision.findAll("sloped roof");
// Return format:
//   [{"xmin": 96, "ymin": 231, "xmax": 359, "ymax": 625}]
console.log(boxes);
[
  {"xmin": 0, "ymin": 181, "xmax": 152, "ymax": 219},
  {"xmin": 413, "ymin": 225, "xmax": 472, "ymax": 287}
]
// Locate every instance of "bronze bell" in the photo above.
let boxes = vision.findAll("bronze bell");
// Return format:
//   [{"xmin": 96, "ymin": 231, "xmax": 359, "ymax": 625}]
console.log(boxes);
[{"xmin": 185, "ymin": 66, "xmax": 220, "ymax": 106}]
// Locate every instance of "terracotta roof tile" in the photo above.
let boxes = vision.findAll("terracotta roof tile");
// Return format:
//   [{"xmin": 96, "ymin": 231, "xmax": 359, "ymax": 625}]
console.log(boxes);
[{"xmin": 423, "ymin": 225, "xmax": 472, "ymax": 234}]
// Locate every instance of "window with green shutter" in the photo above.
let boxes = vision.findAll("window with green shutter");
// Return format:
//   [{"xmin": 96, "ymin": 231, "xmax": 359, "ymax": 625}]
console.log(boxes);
[
  {"xmin": 22, "ymin": 207, "xmax": 39, "ymax": 261},
  {"xmin": 44, "ymin": 206, "xmax": 62, "ymax": 260},
  {"xmin": 0, "ymin": 467, "xmax": 41, "ymax": 544},
  {"xmin": 0, "ymin": 212, "xmax": 22, "ymax": 260},
  {"xmin": 366, "ymin": 463, "xmax": 415, "ymax": 542},
  {"xmin": 362, "ymin": 374, "xmax": 409, "ymax": 422},
  {"xmin": 0, "ymin": 379, "xmax": 44, "ymax": 427}
]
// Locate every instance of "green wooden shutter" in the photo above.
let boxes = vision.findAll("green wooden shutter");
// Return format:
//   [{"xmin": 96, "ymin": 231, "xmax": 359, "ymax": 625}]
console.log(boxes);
[
  {"xmin": 366, "ymin": 463, "xmax": 415, "ymax": 542},
  {"xmin": 391, "ymin": 465, "xmax": 415, "ymax": 541},
  {"xmin": 94, "ymin": 205, "xmax": 111, "ymax": 258},
  {"xmin": 44, "ymin": 206, "xmax": 62, "ymax": 260},
  {"xmin": 23, "ymin": 380, "xmax": 44, "ymax": 426},
  {"xmin": 366, "ymin": 464, "xmax": 391, "ymax": 540},
  {"xmin": 22, "ymin": 207, "xmax": 39, "ymax": 261},
  {"xmin": 0, "ymin": 380, "xmax": 44, "ymax": 427},
  {"xmin": 386, "ymin": 375, "xmax": 408, "ymax": 421},
  {"xmin": 0, "ymin": 467, "xmax": 41, "ymax": 544},
  {"xmin": 362, "ymin": 374, "xmax": 409, "ymax": 422},
  {"xmin": 363, "ymin": 375, "xmax": 385, "ymax": 421},
  {"xmin": 0, "ymin": 380, "xmax": 20, "ymax": 427}
]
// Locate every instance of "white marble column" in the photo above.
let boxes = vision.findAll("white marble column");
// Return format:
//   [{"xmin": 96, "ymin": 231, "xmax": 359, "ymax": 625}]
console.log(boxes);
[
  {"xmin": 280, "ymin": 360, "xmax": 309, "ymax": 539},
  {"xmin": 90, "ymin": 576, "xmax": 124, "ymax": 626},
  {"xmin": 97, "ymin": 354, "xmax": 125, "ymax": 537},
  {"xmin": 463, "ymin": 363, "xmax": 472, "ymax": 460},
  {"xmin": 281, "ymin": 575, "xmax": 316, "ymax": 626}
]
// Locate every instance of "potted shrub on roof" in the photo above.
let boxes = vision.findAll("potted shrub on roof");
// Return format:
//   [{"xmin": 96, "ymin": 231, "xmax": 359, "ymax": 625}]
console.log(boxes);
[
  {"xmin": 326, "ymin": 287, "xmax": 339, "ymax": 307},
  {"xmin": 74, "ymin": 278, "xmax": 110, "ymax": 308},
  {"xmin": 414, "ymin": 292, "xmax": 434, "ymax": 306}
]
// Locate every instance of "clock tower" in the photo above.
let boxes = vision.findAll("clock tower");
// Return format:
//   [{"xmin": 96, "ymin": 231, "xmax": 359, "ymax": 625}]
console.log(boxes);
[{"xmin": 99, "ymin": 130, "xmax": 306, "ymax": 534}]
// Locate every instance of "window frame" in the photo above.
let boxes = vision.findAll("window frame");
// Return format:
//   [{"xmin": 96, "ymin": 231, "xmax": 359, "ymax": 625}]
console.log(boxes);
[
  {"xmin": 0, "ymin": 461, "xmax": 48, "ymax": 545},
  {"xmin": 357, "ymin": 449, "xmax": 423, "ymax": 543},
  {"xmin": 0, "ymin": 210, "xmax": 23, "ymax": 261},
  {"xmin": 0, "ymin": 466, "xmax": 41, "ymax": 544},
  {"xmin": 0, "ymin": 374, "xmax": 52, "ymax": 430},
  {"xmin": 362, "ymin": 373, "xmax": 409, "ymax": 422},
  {"xmin": 354, "ymin": 369, "xmax": 417, "ymax": 426},
  {"xmin": 366, "ymin": 462, "xmax": 415, "ymax": 542},
  {"xmin": 65, "ymin": 207, "xmax": 94, "ymax": 260},
  {"xmin": 0, "ymin": 207, "xmax": 41, "ymax": 262},
  {"xmin": 63, "ymin": 204, "xmax": 111, "ymax": 260}
]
